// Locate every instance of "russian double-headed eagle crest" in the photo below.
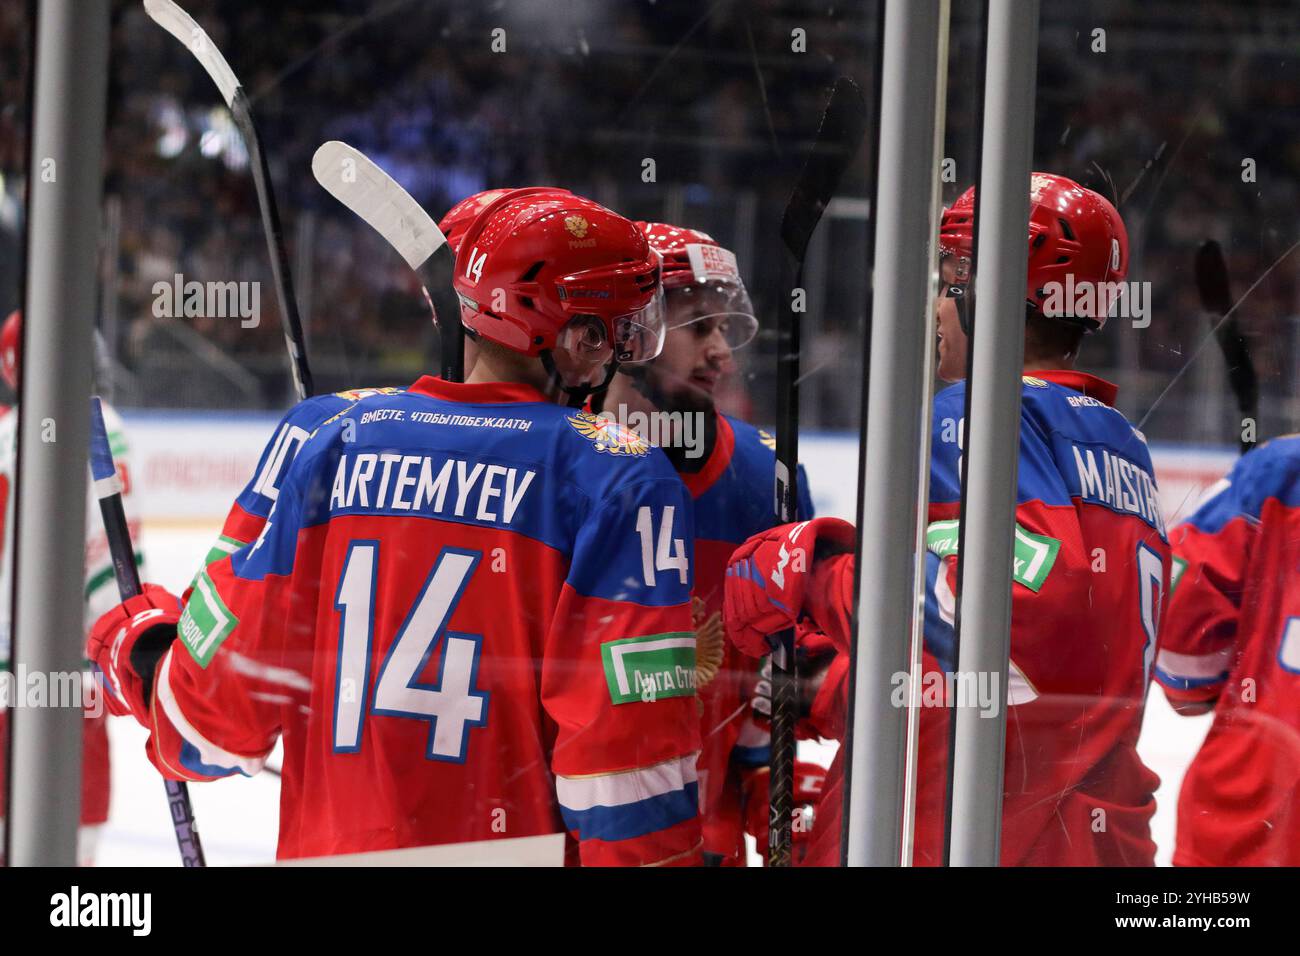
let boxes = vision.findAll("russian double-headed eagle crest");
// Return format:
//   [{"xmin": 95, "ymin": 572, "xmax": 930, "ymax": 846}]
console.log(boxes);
[
  {"xmin": 567, "ymin": 411, "xmax": 650, "ymax": 457},
  {"xmin": 564, "ymin": 215, "xmax": 590, "ymax": 239}
]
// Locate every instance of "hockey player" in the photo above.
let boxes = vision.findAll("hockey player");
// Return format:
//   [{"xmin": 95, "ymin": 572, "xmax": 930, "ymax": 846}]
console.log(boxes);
[
  {"xmin": 725, "ymin": 173, "xmax": 1171, "ymax": 866},
  {"xmin": 88, "ymin": 192, "xmax": 704, "ymax": 865},
  {"xmin": 1156, "ymin": 440, "xmax": 1300, "ymax": 865},
  {"xmin": 0, "ymin": 309, "xmax": 145, "ymax": 865},
  {"xmin": 600, "ymin": 222, "xmax": 815, "ymax": 865},
  {"xmin": 202, "ymin": 187, "xmax": 583, "ymax": 575}
]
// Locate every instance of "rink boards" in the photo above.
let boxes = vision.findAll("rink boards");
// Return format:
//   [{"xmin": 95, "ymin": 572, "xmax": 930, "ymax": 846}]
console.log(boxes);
[{"xmin": 120, "ymin": 410, "xmax": 1239, "ymax": 528}]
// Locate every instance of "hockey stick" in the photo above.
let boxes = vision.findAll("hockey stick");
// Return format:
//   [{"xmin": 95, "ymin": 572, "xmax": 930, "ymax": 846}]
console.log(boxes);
[
  {"xmin": 1195, "ymin": 240, "xmax": 1259, "ymax": 455},
  {"xmin": 310, "ymin": 141, "xmax": 464, "ymax": 382},
  {"xmin": 768, "ymin": 77, "xmax": 869, "ymax": 867},
  {"xmin": 143, "ymin": 0, "xmax": 314, "ymax": 400},
  {"xmin": 88, "ymin": 397, "xmax": 205, "ymax": 867}
]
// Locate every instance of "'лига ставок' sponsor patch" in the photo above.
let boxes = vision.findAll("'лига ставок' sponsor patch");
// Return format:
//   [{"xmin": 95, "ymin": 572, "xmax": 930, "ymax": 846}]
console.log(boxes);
[{"xmin": 601, "ymin": 633, "xmax": 696, "ymax": 704}]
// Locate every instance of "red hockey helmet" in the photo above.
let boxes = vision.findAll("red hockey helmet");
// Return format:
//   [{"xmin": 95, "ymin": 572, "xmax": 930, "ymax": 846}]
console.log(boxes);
[
  {"xmin": 454, "ymin": 192, "xmax": 666, "ymax": 373},
  {"xmin": 637, "ymin": 221, "xmax": 758, "ymax": 349},
  {"xmin": 1, "ymin": 310, "xmax": 19, "ymax": 391},
  {"xmin": 938, "ymin": 172, "xmax": 1129, "ymax": 330},
  {"xmin": 439, "ymin": 186, "xmax": 578, "ymax": 256}
]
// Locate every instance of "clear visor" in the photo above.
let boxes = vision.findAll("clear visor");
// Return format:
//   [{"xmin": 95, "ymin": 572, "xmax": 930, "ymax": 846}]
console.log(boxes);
[
  {"xmin": 612, "ymin": 283, "xmax": 667, "ymax": 364},
  {"xmin": 554, "ymin": 285, "xmax": 667, "ymax": 371},
  {"xmin": 666, "ymin": 282, "xmax": 759, "ymax": 350}
]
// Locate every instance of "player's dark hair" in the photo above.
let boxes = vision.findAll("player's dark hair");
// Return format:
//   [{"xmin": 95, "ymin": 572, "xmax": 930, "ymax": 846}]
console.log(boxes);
[
  {"xmin": 471, "ymin": 336, "xmax": 521, "ymax": 365},
  {"xmin": 1024, "ymin": 306, "xmax": 1085, "ymax": 366},
  {"xmin": 462, "ymin": 335, "xmax": 549, "ymax": 390}
]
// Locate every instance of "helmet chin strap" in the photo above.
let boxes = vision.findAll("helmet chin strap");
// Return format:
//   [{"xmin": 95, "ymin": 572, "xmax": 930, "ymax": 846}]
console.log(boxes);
[
  {"xmin": 539, "ymin": 349, "xmax": 618, "ymax": 409},
  {"xmin": 953, "ymin": 285, "xmax": 975, "ymax": 336}
]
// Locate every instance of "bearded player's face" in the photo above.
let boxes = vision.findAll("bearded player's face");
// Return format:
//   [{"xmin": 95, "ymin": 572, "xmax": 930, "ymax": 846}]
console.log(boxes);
[
  {"xmin": 935, "ymin": 257, "xmax": 969, "ymax": 383},
  {"xmin": 644, "ymin": 295, "xmax": 735, "ymax": 406}
]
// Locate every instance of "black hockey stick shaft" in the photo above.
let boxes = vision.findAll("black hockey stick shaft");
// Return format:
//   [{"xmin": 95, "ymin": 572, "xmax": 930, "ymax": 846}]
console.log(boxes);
[
  {"xmin": 231, "ymin": 91, "xmax": 314, "ymax": 400},
  {"xmin": 143, "ymin": 1, "xmax": 313, "ymax": 400},
  {"xmin": 417, "ymin": 253, "xmax": 464, "ymax": 382},
  {"xmin": 89, "ymin": 397, "xmax": 205, "ymax": 867},
  {"xmin": 769, "ymin": 270, "xmax": 799, "ymax": 869},
  {"xmin": 1194, "ymin": 240, "xmax": 1258, "ymax": 455},
  {"xmin": 769, "ymin": 77, "xmax": 868, "ymax": 866}
]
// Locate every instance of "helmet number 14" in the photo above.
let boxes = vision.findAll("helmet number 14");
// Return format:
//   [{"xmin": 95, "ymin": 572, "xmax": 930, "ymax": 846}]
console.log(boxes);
[{"xmin": 465, "ymin": 247, "xmax": 487, "ymax": 284}]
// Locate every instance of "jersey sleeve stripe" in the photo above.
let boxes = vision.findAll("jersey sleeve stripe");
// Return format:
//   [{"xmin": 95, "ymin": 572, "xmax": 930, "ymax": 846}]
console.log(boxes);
[
  {"xmin": 154, "ymin": 648, "xmax": 269, "ymax": 777},
  {"xmin": 557, "ymin": 755, "xmax": 700, "ymax": 843},
  {"xmin": 1154, "ymin": 670, "xmax": 1225, "ymax": 692},
  {"xmin": 1154, "ymin": 647, "xmax": 1234, "ymax": 688},
  {"xmin": 556, "ymin": 754, "xmax": 698, "ymax": 811},
  {"xmin": 732, "ymin": 744, "xmax": 770, "ymax": 767},
  {"xmin": 731, "ymin": 711, "xmax": 770, "ymax": 766},
  {"xmin": 560, "ymin": 779, "xmax": 700, "ymax": 844}
]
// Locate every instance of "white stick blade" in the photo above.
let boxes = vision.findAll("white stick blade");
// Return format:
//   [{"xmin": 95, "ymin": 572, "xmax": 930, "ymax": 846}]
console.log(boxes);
[
  {"xmin": 143, "ymin": 0, "xmax": 241, "ymax": 107},
  {"xmin": 311, "ymin": 141, "xmax": 447, "ymax": 271}
]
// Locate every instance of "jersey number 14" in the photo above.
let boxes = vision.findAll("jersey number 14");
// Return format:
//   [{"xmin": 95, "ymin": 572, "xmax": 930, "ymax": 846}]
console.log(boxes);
[{"xmin": 332, "ymin": 542, "xmax": 489, "ymax": 763}]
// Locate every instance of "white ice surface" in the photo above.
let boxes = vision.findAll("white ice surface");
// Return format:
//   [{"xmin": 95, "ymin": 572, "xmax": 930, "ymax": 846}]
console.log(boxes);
[{"xmin": 98, "ymin": 525, "xmax": 1213, "ymax": 866}]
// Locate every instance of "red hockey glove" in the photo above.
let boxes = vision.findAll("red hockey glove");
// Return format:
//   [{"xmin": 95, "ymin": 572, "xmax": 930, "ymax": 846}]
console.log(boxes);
[
  {"xmin": 742, "ymin": 628, "xmax": 839, "ymax": 736},
  {"xmin": 724, "ymin": 518, "xmax": 856, "ymax": 658},
  {"xmin": 87, "ymin": 584, "xmax": 183, "ymax": 726}
]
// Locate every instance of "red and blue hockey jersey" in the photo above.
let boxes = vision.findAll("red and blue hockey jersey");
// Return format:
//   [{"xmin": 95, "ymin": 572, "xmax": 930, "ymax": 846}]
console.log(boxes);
[
  {"xmin": 798, "ymin": 370, "xmax": 1169, "ymax": 866},
  {"xmin": 917, "ymin": 370, "xmax": 1169, "ymax": 865},
  {"xmin": 680, "ymin": 414, "xmax": 813, "ymax": 864},
  {"xmin": 201, "ymin": 386, "xmax": 407, "ymax": 561},
  {"xmin": 146, "ymin": 377, "xmax": 703, "ymax": 865},
  {"xmin": 1157, "ymin": 435, "xmax": 1300, "ymax": 866}
]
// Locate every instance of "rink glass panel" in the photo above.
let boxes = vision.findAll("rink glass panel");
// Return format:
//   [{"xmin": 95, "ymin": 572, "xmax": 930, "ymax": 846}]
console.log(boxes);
[
  {"xmin": 0, "ymin": 0, "xmax": 31, "ymax": 867},
  {"xmin": 81, "ymin": 0, "xmax": 880, "ymax": 866},
  {"xmin": 917, "ymin": 0, "xmax": 1300, "ymax": 867}
]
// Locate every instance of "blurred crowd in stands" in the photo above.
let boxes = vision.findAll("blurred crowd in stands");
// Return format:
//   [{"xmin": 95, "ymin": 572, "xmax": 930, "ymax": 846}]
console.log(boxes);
[{"xmin": 0, "ymin": 0, "xmax": 1297, "ymax": 437}]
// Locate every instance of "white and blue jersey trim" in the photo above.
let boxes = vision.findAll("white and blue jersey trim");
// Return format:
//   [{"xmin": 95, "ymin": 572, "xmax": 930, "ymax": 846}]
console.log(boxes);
[
  {"xmin": 557, "ymin": 755, "xmax": 699, "ymax": 842},
  {"xmin": 156, "ymin": 648, "xmax": 270, "ymax": 778},
  {"xmin": 1153, "ymin": 646, "xmax": 1233, "ymax": 691}
]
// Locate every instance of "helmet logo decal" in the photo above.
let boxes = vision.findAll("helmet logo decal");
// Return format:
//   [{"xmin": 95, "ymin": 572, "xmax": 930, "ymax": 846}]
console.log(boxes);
[
  {"xmin": 1029, "ymin": 173, "xmax": 1056, "ymax": 202},
  {"xmin": 1110, "ymin": 238, "xmax": 1120, "ymax": 271},
  {"xmin": 564, "ymin": 215, "xmax": 589, "ymax": 239},
  {"xmin": 685, "ymin": 243, "xmax": 741, "ymax": 283}
]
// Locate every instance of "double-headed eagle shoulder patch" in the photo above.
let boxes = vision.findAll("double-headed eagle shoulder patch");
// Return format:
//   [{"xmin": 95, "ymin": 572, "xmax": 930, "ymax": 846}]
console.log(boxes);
[{"xmin": 567, "ymin": 411, "xmax": 650, "ymax": 457}]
